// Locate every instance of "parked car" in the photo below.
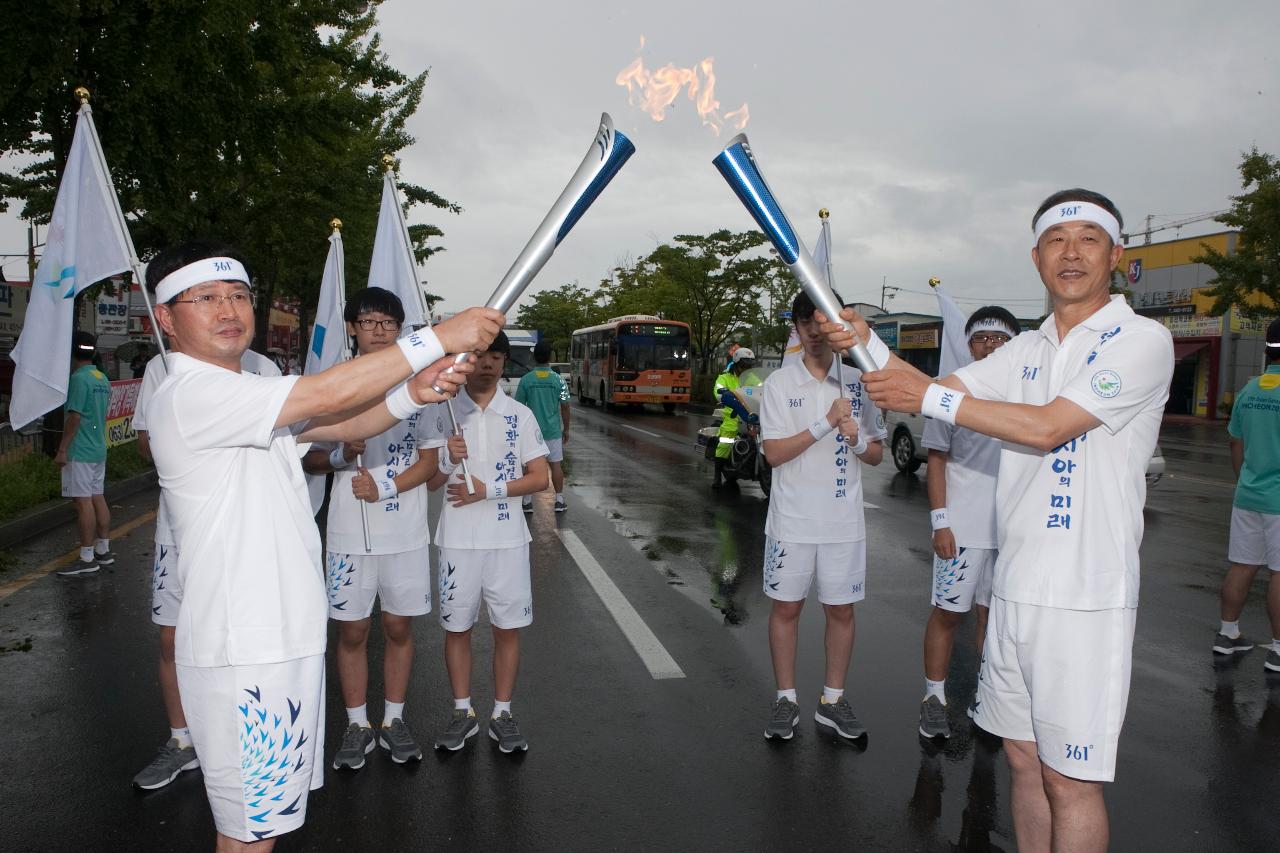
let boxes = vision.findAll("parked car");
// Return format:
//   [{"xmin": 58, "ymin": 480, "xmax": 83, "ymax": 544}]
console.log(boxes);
[{"xmin": 884, "ymin": 410, "xmax": 1165, "ymax": 487}]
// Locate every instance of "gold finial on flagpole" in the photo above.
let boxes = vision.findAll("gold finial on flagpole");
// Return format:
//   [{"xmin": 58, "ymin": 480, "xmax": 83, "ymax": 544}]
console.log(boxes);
[
  {"xmin": 74, "ymin": 86, "xmax": 90, "ymax": 104},
  {"xmin": 330, "ymin": 218, "xmax": 343, "ymax": 232},
  {"xmin": 928, "ymin": 277, "xmax": 941, "ymax": 288},
  {"xmin": 818, "ymin": 208, "xmax": 830, "ymax": 219},
  {"xmin": 381, "ymin": 153, "xmax": 396, "ymax": 173}
]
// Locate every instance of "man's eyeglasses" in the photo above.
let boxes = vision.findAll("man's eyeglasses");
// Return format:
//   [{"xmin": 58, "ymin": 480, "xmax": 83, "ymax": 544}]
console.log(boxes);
[
  {"xmin": 354, "ymin": 318, "xmax": 401, "ymax": 331},
  {"xmin": 970, "ymin": 333, "xmax": 1011, "ymax": 346},
  {"xmin": 171, "ymin": 290, "xmax": 255, "ymax": 310}
]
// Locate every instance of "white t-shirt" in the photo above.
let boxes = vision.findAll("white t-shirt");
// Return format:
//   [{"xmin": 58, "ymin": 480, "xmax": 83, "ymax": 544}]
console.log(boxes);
[
  {"xmin": 761, "ymin": 356, "xmax": 888, "ymax": 544},
  {"xmin": 922, "ymin": 419, "xmax": 1001, "ymax": 549},
  {"xmin": 432, "ymin": 388, "xmax": 548, "ymax": 550},
  {"xmin": 322, "ymin": 400, "xmax": 432, "ymax": 556},
  {"xmin": 135, "ymin": 350, "xmax": 280, "ymax": 546},
  {"xmin": 147, "ymin": 352, "xmax": 327, "ymax": 667},
  {"xmin": 952, "ymin": 295, "xmax": 1173, "ymax": 610}
]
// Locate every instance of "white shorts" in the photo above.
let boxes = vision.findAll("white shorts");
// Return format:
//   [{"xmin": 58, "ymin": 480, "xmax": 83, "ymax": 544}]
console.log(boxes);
[
  {"xmin": 437, "ymin": 545, "xmax": 532, "ymax": 631},
  {"xmin": 545, "ymin": 437, "xmax": 564, "ymax": 464},
  {"xmin": 61, "ymin": 460, "xmax": 105, "ymax": 497},
  {"xmin": 762, "ymin": 536, "xmax": 866, "ymax": 605},
  {"xmin": 932, "ymin": 547, "xmax": 995, "ymax": 613},
  {"xmin": 325, "ymin": 545, "xmax": 432, "ymax": 620},
  {"xmin": 973, "ymin": 595, "xmax": 1135, "ymax": 782},
  {"xmin": 177, "ymin": 655, "xmax": 325, "ymax": 843},
  {"xmin": 151, "ymin": 542, "xmax": 182, "ymax": 627},
  {"xmin": 1228, "ymin": 507, "xmax": 1280, "ymax": 570}
]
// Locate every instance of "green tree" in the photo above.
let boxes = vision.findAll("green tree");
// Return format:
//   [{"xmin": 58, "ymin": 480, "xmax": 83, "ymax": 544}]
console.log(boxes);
[
  {"xmin": 1, "ymin": 0, "xmax": 456, "ymax": 350},
  {"xmin": 1193, "ymin": 147, "xmax": 1280, "ymax": 316},
  {"xmin": 515, "ymin": 282, "xmax": 604, "ymax": 359}
]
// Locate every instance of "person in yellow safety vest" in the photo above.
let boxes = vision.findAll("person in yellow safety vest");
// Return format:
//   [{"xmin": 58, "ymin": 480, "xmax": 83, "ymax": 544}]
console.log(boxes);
[{"xmin": 712, "ymin": 347, "xmax": 756, "ymax": 489}]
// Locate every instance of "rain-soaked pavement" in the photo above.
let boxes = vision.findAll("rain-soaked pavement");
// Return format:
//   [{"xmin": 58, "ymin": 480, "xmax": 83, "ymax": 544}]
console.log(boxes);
[{"xmin": 0, "ymin": 404, "xmax": 1276, "ymax": 852}]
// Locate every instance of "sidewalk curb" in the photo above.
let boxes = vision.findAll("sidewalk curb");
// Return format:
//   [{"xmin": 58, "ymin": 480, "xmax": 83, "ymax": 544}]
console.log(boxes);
[{"xmin": 0, "ymin": 470, "xmax": 157, "ymax": 551}]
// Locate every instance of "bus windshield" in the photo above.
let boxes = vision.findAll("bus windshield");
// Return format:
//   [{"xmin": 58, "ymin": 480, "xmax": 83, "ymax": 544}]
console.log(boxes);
[
  {"xmin": 503, "ymin": 345, "xmax": 538, "ymax": 379},
  {"xmin": 616, "ymin": 327, "xmax": 691, "ymax": 372}
]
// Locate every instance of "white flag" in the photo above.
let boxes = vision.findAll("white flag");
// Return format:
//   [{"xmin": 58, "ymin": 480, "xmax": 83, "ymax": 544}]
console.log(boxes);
[
  {"xmin": 811, "ymin": 224, "xmax": 831, "ymax": 289},
  {"xmin": 934, "ymin": 283, "xmax": 973, "ymax": 377},
  {"xmin": 304, "ymin": 231, "xmax": 349, "ymax": 376},
  {"xmin": 368, "ymin": 170, "xmax": 426, "ymax": 329},
  {"xmin": 10, "ymin": 104, "xmax": 133, "ymax": 429}
]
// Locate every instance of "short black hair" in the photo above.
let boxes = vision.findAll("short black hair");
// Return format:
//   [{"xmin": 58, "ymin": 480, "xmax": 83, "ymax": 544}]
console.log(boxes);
[
  {"xmin": 534, "ymin": 340, "xmax": 552, "ymax": 363},
  {"xmin": 487, "ymin": 330, "xmax": 510, "ymax": 357},
  {"xmin": 965, "ymin": 306, "xmax": 1021, "ymax": 336},
  {"xmin": 343, "ymin": 287, "xmax": 405, "ymax": 325},
  {"xmin": 1266, "ymin": 318, "xmax": 1280, "ymax": 363},
  {"xmin": 72, "ymin": 330, "xmax": 97, "ymax": 360},
  {"xmin": 1032, "ymin": 188, "xmax": 1124, "ymax": 238},
  {"xmin": 145, "ymin": 241, "xmax": 252, "ymax": 302},
  {"xmin": 791, "ymin": 288, "xmax": 845, "ymax": 324}
]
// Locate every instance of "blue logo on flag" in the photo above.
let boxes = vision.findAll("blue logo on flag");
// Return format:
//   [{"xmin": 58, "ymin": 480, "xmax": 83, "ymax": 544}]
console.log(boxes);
[
  {"xmin": 311, "ymin": 325, "xmax": 326, "ymax": 359},
  {"xmin": 42, "ymin": 265, "xmax": 77, "ymax": 299}
]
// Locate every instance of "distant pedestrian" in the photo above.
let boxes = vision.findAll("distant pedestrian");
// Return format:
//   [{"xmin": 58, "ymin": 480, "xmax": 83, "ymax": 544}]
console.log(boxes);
[
  {"xmin": 130, "ymin": 345, "xmax": 150, "ymax": 378},
  {"xmin": 1212, "ymin": 317, "xmax": 1280, "ymax": 673},
  {"xmin": 515, "ymin": 340, "xmax": 571, "ymax": 513},
  {"xmin": 55, "ymin": 330, "xmax": 113, "ymax": 576}
]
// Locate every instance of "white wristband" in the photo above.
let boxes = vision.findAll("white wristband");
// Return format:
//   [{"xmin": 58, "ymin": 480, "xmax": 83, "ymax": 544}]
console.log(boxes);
[
  {"xmin": 488, "ymin": 480, "xmax": 508, "ymax": 501},
  {"xmin": 930, "ymin": 508, "xmax": 950, "ymax": 531},
  {"xmin": 438, "ymin": 452, "xmax": 459, "ymax": 476},
  {"xmin": 385, "ymin": 382, "xmax": 422, "ymax": 420},
  {"xmin": 921, "ymin": 383, "xmax": 965, "ymax": 425},
  {"xmin": 329, "ymin": 446, "xmax": 351, "ymax": 470},
  {"xmin": 809, "ymin": 419, "xmax": 834, "ymax": 441},
  {"xmin": 396, "ymin": 328, "xmax": 444, "ymax": 372},
  {"xmin": 376, "ymin": 477, "xmax": 399, "ymax": 501},
  {"xmin": 850, "ymin": 435, "xmax": 868, "ymax": 456},
  {"xmin": 865, "ymin": 333, "xmax": 891, "ymax": 370}
]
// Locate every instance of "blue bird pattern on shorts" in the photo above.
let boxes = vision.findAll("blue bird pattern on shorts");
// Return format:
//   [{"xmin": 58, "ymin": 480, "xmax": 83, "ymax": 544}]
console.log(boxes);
[{"xmin": 238, "ymin": 684, "xmax": 308, "ymax": 840}]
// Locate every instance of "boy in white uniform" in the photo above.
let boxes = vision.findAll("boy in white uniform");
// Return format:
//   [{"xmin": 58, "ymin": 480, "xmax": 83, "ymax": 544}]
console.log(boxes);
[
  {"xmin": 427, "ymin": 331, "xmax": 549, "ymax": 754},
  {"xmin": 917, "ymin": 306, "xmax": 1018, "ymax": 739},
  {"xmin": 821, "ymin": 189, "xmax": 1174, "ymax": 853},
  {"xmin": 144, "ymin": 240, "xmax": 500, "ymax": 851},
  {"xmin": 301, "ymin": 288, "xmax": 439, "ymax": 769},
  {"xmin": 132, "ymin": 346, "xmax": 280, "ymax": 790},
  {"xmin": 759, "ymin": 291, "xmax": 885, "ymax": 742}
]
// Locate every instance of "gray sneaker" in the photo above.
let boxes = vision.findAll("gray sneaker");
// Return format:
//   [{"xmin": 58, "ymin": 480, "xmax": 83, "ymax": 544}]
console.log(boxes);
[
  {"xmin": 1267, "ymin": 648, "xmax": 1280, "ymax": 673},
  {"xmin": 522, "ymin": 498, "xmax": 534, "ymax": 514},
  {"xmin": 764, "ymin": 696, "xmax": 800, "ymax": 740},
  {"xmin": 94, "ymin": 549, "xmax": 116, "ymax": 566},
  {"xmin": 57, "ymin": 559, "xmax": 99, "ymax": 577},
  {"xmin": 379, "ymin": 718, "xmax": 423, "ymax": 763},
  {"xmin": 434, "ymin": 708, "xmax": 479, "ymax": 751},
  {"xmin": 488, "ymin": 711, "xmax": 529, "ymax": 753},
  {"xmin": 554, "ymin": 497, "xmax": 567, "ymax": 513},
  {"xmin": 919, "ymin": 695, "xmax": 951, "ymax": 739},
  {"xmin": 331, "ymin": 723, "xmax": 375, "ymax": 770},
  {"xmin": 1213, "ymin": 632, "xmax": 1254, "ymax": 655},
  {"xmin": 815, "ymin": 695, "xmax": 867, "ymax": 740},
  {"xmin": 133, "ymin": 738, "xmax": 199, "ymax": 790}
]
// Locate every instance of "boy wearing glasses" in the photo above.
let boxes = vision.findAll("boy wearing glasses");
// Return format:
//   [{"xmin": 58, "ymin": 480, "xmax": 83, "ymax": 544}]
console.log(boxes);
[
  {"xmin": 144, "ymin": 241, "xmax": 500, "ymax": 850},
  {"xmin": 917, "ymin": 306, "xmax": 1020, "ymax": 740},
  {"xmin": 302, "ymin": 288, "xmax": 440, "ymax": 770}
]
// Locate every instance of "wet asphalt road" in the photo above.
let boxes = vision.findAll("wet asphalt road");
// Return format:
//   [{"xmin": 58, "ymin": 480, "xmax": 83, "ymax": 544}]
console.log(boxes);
[{"xmin": 0, "ymin": 404, "xmax": 1276, "ymax": 852}]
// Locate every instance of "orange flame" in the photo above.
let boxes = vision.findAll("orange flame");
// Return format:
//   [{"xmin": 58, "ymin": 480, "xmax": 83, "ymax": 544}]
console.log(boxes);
[{"xmin": 615, "ymin": 39, "xmax": 749, "ymax": 137}]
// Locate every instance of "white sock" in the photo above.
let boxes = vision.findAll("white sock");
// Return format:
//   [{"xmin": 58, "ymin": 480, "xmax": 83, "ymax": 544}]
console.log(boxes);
[
  {"xmin": 492, "ymin": 700, "xmax": 512, "ymax": 719},
  {"xmin": 555, "ymin": 492, "xmax": 564, "ymax": 501},
  {"xmin": 1220, "ymin": 620, "xmax": 1241, "ymax": 638},
  {"xmin": 454, "ymin": 697, "xmax": 472, "ymax": 712},
  {"xmin": 925, "ymin": 678, "xmax": 947, "ymax": 703},
  {"xmin": 95, "ymin": 538, "xmax": 109, "ymax": 554},
  {"xmin": 346, "ymin": 704, "xmax": 369, "ymax": 728},
  {"xmin": 79, "ymin": 546, "xmax": 94, "ymax": 563},
  {"xmin": 171, "ymin": 727, "xmax": 192, "ymax": 748},
  {"xmin": 776, "ymin": 688, "xmax": 797, "ymax": 702},
  {"xmin": 822, "ymin": 686, "xmax": 843, "ymax": 704},
  {"xmin": 1273, "ymin": 638, "xmax": 1280, "ymax": 651},
  {"xmin": 384, "ymin": 700, "xmax": 404, "ymax": 724}
]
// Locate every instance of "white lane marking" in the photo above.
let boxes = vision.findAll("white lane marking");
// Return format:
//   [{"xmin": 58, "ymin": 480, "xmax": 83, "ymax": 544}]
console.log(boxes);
[
  {"xmin": 1165, "ymin": 473, "xmax": 1233, "ymax": 489},
  {"xmin": 865, "ymin": 501, "xmax": 880, "ymax": 510},
  {"xmin": 620, "ymin": 424, "xmax": 662, "ymax": 439},
  {"xmin": 556, "ymin": 529, "xmax": 685, "ymax": 680}
]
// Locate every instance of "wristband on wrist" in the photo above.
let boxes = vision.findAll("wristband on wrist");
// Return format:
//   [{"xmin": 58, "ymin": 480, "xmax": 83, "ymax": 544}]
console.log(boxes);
[
  {"xmin": 809, "ymin": 419, "xmax": 835, "ymax": 441},
  {"xmin": 396, "ymin": 328, "xmax": 444, "ymax": 372},
  {"xmin": 329, "ymin": 446, "xmax": 351, "ymax": 470},
  {"xmin": 487, "ymin": 480, "xmax": 508, "ymax": 501},
  {"xmin": 376, "ymin": 477, "xmax": 399, "ymax": 501},
  {"xmin": 385, "ymin": 382, "xmax": 422, "ymax": 420},
  {"xmin": 930, "ymin": 508, "xmax": 950, "ymax": 531},
  {"xmin": 850, "ymin": 435, "xmax": 869, "ymax": 456},
  {"xmin": 921, "ymin": 383, "xmax": 965, "ymax": 426},
  {"xmin": 438, "ymin": 452, "xmax": 459, "ymax": 476},
  {"xmin": 865, "ymin": 333, "xmax": 891, "ymax": 370}
]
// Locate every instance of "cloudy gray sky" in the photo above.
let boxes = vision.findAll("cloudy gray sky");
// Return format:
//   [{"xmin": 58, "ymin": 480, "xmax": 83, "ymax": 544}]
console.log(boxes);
[{"xmin": 5, "ymin": 0, "xmax": 1279, "ymax": 320}]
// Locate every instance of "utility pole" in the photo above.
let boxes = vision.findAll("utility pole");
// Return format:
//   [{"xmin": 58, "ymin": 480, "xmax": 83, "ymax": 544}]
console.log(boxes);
[{"xmin": 880, "ymin": 277, "xmax": 901, "ymax": 311}]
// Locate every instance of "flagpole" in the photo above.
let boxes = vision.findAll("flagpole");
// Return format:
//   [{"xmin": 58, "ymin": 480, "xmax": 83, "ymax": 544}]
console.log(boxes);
[
  {"xmin": 327, "ymin": 218, "xmax": 372, "ymax": 552},
  {"xmin": 819, "ymin": 208, "xmax": 844, "ymax": 393},
  {"xmin": 381, "ymin": 155, "xmax": 476, "ymax": 494},
  {"xmin": 75, "ymin": 87, "xmax": 168, "ymax": 371}
]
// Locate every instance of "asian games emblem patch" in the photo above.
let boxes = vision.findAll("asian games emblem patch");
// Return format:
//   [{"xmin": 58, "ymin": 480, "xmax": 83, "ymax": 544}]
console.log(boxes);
[{"xmin": 1091, "ymin": 369, "xmax": 1122, "ymax": 398}]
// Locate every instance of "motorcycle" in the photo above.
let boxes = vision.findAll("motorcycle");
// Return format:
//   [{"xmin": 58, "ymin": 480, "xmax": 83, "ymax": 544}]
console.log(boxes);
[{"xmin": 698, "ymin": 366, "xmax": 773, "ymax": 497}]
